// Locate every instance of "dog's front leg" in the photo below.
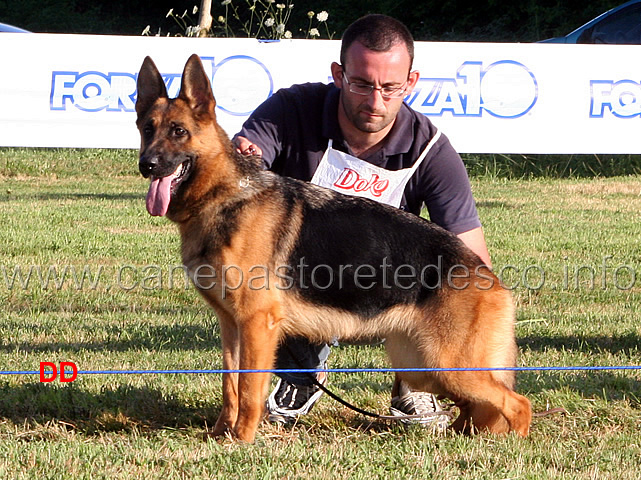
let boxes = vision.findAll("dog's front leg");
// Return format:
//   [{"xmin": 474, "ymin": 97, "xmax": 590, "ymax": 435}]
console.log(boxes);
[
  {"xmin": 211, "ymin": 311, "xmax": 240, "ymax": 438},
  {"xmin": 233, "ymin": 310, "xmax": 281, "ymax": 443}
]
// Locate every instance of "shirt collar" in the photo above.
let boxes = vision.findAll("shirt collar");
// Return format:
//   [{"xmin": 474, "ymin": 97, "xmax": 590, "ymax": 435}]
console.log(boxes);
[{"xmin": 384, "ymin": 103, "xmax": 414, "ymax": 155}]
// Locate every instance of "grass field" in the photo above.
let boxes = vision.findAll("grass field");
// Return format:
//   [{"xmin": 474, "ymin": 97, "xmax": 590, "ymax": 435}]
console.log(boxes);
[{"xmin": 1, "ymin": 148, "xmax": 640, "ymax": 479}]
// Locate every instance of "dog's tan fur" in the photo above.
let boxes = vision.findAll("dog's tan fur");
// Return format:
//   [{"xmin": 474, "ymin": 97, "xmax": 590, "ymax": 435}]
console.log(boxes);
[{"xmin": 135, "ymin": 54, "xmax": 532, "ymax": 443}]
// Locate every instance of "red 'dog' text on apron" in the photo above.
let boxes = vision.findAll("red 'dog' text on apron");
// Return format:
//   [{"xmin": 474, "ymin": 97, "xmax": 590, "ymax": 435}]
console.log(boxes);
[{"xmin": 310, "ymin": 130, "xmax": 441, "ymax": 208}]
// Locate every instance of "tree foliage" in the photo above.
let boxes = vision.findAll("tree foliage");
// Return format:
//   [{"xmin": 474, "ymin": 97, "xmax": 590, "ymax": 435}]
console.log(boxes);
[{"xmin": 0, "ymin": 0, "xmax": 631, "ymax": 41}]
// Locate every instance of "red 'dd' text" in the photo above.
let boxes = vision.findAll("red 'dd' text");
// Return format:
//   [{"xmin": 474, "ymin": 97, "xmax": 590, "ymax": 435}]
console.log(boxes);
[{"xmin": 39, "ymin": 361, "xmax": 78, "ymax": 383}]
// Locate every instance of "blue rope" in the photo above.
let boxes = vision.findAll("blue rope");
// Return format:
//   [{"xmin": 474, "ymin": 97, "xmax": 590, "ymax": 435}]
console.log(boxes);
[{"xmin": 2, "ymin": 365, "xmax": 641, "ymax": 376}]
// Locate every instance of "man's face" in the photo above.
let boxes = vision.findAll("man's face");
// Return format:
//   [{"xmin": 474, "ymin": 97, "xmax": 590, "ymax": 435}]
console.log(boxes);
[{"xmin": 334, "ymin": 41, "xmax": 418, "ymax": 134}]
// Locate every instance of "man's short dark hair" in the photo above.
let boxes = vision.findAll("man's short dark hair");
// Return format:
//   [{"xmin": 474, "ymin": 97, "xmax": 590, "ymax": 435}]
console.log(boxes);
[{"xmin": 340, "ymin": 14, "xmax": 415, "ymax": 70}]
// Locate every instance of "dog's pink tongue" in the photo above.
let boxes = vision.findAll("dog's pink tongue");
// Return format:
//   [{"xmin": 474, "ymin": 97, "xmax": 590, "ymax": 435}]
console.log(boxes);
[{"xmin": 146, "ymin": 175, "xmax": 174, "ymax": 216}]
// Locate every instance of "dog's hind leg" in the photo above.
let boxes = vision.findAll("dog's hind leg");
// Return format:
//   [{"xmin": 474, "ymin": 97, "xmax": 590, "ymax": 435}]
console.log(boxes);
[
  {"xmin": 449, "ymin": 375, "xmax": 531, "ymax": 436},
  {"xmin": 407, "ymin": 288, "xmax": 532, "ymax": 436},
  {"xmin": 483, "ymin": 385, "xmax": 532, "ymax": 436},
  {"xmin": 444, "ymin": 286, "xmax": 531, "ymax": 436},
  {"xmin": 386, "ymin": 336, "xmax": 531, "ymax": 436}
]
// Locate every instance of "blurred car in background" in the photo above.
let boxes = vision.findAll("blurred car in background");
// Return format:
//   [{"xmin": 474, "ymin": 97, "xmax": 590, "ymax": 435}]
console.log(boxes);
[
  {"xmin": 541, "ymin": 0, "xmax": 641, "ymax": 44},
  {"xmin": 0, "ymin": 22, "xmax": 30, "ymax": 33}
]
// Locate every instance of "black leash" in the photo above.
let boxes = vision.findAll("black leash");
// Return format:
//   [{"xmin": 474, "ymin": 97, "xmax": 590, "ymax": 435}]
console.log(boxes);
[
  {"xmin": 282, "ymin": 343, "xmax": 454, "ymax": 422},
  {"xmin": 309, "ymin": 369, "xmax": 454, "ymax": 422},
  {"xmin": 281, "ymin": 346, "xmax": 569, "ymax": 424}
]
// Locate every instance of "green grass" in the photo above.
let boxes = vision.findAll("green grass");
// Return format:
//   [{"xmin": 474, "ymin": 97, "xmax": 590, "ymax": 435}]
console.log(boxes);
[
  {"xmin": 1, "ymin": 148, "xmax": 641, "ymax": 479},
  {"xmin": 463, "ymin": 153, "xmax": 641, "ymax": 179}
]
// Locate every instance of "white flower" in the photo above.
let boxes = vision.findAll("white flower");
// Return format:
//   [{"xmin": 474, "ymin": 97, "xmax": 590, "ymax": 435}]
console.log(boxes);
[
  {"xmin": 276, "ymin": 3, "xmax": 285, "ymax": 8},
  {"xmin": 307, "ymin": 11, "xmax": 314, "ymax": 18},
  {"xmin": 276, "ymin": 23, "xmax": 285, "ymax": 34},
  {"xmin": 317, "ymin": 11, "xmax": 328, "ymax": 22},
  {"xmin": 142, "ymin": 25, "xmax": 151, "ymax": 36},
  {"xmin": 221, "ymin": 0, "xmax": 231, "ymax": 5},
  {"xmin": 218, "ymin": 16, "xmax": 225, "ymax": 23},
  {"xmin": 166, "ymin": 8, "xmax": 174, "ymax": 17},
  {"xmin": 284, "ymin": 30, "xmax": 292, "ymax": 39},
  {"xmin": 309, "ymin": 27, "xmax": 320, "ymax": 37},
  {"xmin": 186, "ymin": 25, "xmax": 202, "ymax": 37},
  {"xmin": 193, "ymin": 5, "xmax": 199, "ymax": 14},
  {"xmin": 264, "ymin": 18, "xmax": 275, "ymax": 27}
]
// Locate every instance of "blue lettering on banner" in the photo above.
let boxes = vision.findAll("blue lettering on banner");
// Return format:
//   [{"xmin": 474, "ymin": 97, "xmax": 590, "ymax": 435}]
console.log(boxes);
[
  {"xmin": 406, "ymin": 60, "xmax": 538, "ymax": 118},
  {"xmin": 49, "ymin": 56, "xmax": 274, "ymax": 115},
  {"xmin": 50, "ymin": 57, "xmax": 536, "ymax": 119},
  {"xmin": 590, "ymin": 80, "xmax": 641, "ymax": 118},
  {"xmin": 50, "ymin": 71, "xmax": 140, "ymax": 112}
]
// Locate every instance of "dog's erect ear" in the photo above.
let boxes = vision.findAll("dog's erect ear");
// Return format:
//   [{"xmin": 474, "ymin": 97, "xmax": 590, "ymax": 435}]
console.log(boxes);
[
  {"xmin": 136, "ymin": 56, "xmax": 168, "ymax": 118},
  {"xmin": 178, "ymin": 54, "xmax": 216, "ymax": 117}
]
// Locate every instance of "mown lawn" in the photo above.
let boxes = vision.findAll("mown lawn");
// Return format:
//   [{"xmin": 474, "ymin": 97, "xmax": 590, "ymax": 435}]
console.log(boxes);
[{"xmin": 1, "ymin": 148, "xmax": 640, "ymax": 479}]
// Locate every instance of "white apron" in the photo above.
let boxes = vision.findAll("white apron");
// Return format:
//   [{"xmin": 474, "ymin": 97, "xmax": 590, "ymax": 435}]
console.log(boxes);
[{"xmin": 310, "ymin": 130, "xmax": 442, "ymax": 208}]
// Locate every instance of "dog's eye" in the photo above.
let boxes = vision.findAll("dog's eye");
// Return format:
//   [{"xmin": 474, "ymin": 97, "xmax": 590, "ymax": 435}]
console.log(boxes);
[
  {"xmin": 143, "ymin": 124, "xmax": 154, "ymax": 137},
  {"xmin": 173, "ymin": 126, "xmax": 188, "ymax": 137}
]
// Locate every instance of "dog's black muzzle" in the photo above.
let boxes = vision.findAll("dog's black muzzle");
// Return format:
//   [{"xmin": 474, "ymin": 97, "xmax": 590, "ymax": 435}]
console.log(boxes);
[{"xmin": 139, "ymin": 154, "xmax": 161, "ymax": 178}]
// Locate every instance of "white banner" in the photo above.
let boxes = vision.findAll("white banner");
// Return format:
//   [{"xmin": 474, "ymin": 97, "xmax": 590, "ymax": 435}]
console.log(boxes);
[{"xmin": 1, "ymin": 33, "xmax": 641, "ymax": 153}]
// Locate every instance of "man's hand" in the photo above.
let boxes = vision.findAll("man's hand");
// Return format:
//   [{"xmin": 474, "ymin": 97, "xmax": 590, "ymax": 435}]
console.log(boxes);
[{"xmin": 235, "ymin": 135, "xmax": 263, "ymax": 157}]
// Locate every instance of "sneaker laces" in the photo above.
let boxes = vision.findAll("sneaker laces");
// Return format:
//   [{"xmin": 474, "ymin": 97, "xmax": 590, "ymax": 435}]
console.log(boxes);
[{"xmin": 390, "ymin": 385, "xmax": 452, "ymax": 428}]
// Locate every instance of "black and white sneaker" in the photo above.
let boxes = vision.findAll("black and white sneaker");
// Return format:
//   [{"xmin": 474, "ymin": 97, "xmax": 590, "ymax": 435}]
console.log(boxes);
[
  {"xmin": 266, "ymin": 370, "xmax": 328, "ymax": 424},
  {"xmin": 389, "ymin": 382, "xmax": 450, "ymax": 431}
]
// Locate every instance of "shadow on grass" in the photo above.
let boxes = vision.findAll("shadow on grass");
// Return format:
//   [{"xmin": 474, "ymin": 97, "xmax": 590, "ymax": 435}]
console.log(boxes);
[
  {"xmin": 2, "ymin": 373, "xmax": 638, "ymax": 438},
  {"xmin": 518, "ymin": 369, "xmax": 641, "ymax": 405},
  {"xmin": 0, "ymin": 380, "xmax": 410, "ymax": 438},
  {"xmin": 0, "ymin": 324, "xmax": 222, "ymax": 354},
  {"xmin": 0, "ymin": 381, "xmax": 220, "ymax": 435},
  {"xmin": 517, "ymin": 332, "xmax": 641, "ymax": 402},
  {"xmin": 2, "ymin": 331, "xmax": 638, "ymax": 436},
  {"xmin": 518, "ymin": 332, "xmax": 640, "ymax": 356}
]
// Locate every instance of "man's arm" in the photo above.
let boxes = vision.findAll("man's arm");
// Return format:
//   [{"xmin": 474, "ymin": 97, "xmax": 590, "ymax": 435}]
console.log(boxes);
[{"xmin": 457, "ymin": 227, "xmax": 492, "ymax": 268}]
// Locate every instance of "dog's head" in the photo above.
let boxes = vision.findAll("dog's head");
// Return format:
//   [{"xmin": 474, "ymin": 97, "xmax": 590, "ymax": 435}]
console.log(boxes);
[{"xmin": 135, "ymin": 54, "xmax": 220, "ymax": 218}]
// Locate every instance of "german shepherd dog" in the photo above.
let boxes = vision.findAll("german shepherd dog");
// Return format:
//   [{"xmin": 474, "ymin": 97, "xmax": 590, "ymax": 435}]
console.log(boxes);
[{"xmin": 135, "ymin": 54, "xmax": 532, "ymax": 443}]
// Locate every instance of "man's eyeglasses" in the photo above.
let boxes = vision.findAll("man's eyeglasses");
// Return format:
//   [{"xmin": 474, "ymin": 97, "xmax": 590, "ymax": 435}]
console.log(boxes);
[{"xmin": 342, "ymin": 71, "xmax": 408, "ymax": 99}]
